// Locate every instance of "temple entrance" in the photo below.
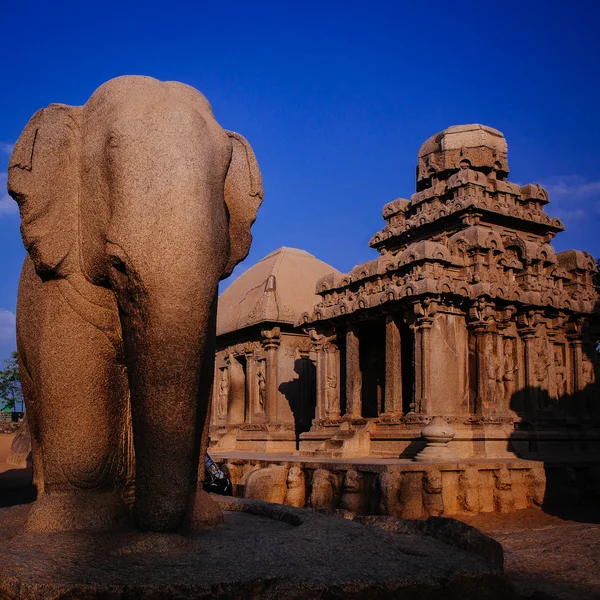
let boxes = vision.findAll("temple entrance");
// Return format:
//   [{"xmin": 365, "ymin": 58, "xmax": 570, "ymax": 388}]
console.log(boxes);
[
  {"xmin": 228, "ymin": 355, "xmax": 247, "ymax": 425},
  {"xmin": 360, "ymin": 320, "xmax": 386, "ymax": 418},
  {"xmin": 297, "ymin": 357, "xmax": 317, "ymax": 435}
]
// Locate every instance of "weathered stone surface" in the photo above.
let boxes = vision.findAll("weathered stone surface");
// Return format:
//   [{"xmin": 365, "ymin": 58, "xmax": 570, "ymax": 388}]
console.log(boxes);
[
  {"xmin": 339, "ymin": 468, "xmax": 366, "ymax": 514},
  {"xmin": 8, "ymin": 75, "xmax": 263, "ymax": 533},
  {"xmin": 244, "ymin": 465, "xmax": 288, "ymax": 504},
  {"xmin": 460, "ymin": 508, "xmax": 600, "ymax": 600},
  {"xmin": 0, "ymin": 498, "xmax": 515, "ymax": 599},
  {"xmin": 6, "ymin": 417, "xmax": 29, "ymax": 467},
  {"xmin": 284, "ymin": 465, "xmax": 306, "ymax": 507},
  {"xmin": 307, "ymin": 468, "xmax": 339, "ymax": 510},
  {"xmin": 355, "ymin": 514, "xmax": 504, "ymax": 570}
]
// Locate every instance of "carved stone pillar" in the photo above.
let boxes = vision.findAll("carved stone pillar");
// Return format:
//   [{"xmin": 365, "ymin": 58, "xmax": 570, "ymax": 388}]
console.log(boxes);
[
  {"xmin": 314, "ymin": 338, "xmax": 327, "ymax": 421},
  {"xmin": 522, "ymin": 333, "xmax": 538, "ymax": 418},
  {"xmin": 383, "ymin": 314, "xmax": 402, "ymax": 416},
  {"xmin": 467, "ymin": 300, "xmax": 496, "ymax": 416},
  {"xmin": 345, "ymin": 324, "xmax": 362, "ymax": 418},
  {"xmin": 308, "ymin": 329, "xmax": 340, "ymax": 421},
  {"xmin": 569, "ymin": 337, "xmax": 586, "ymax": 418},
  {"xmin": 412, "ymin": 301, "xmax": 436, "ymax": 415},
  {"xmin": 517, "ymin": 310, "xmax": 543, "ymax": 420},
  {"xmin": 261, "ymin": 327, "xmax": 281, "ymax": 424}
]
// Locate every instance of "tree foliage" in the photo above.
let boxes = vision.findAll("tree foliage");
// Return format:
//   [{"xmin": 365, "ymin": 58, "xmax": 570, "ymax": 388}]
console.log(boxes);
[{"xmin": 0, "ymin": 352, "xmax": 23, "ymax": 411}]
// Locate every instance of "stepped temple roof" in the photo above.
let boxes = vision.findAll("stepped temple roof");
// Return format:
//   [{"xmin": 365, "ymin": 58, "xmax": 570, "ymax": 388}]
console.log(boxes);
[
  {"xmin": 217, "ymin": 247, "xmax": 340, "ymax": 336},
  {"xmin": 300, "ymin": 123, "xmax": 597, "ymax": 324}
]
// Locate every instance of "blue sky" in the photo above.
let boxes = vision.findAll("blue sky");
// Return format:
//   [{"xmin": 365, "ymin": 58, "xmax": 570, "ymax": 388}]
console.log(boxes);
[{"xmin": 1, "ymin": 0, "xmax": 599, "ymax": 360}]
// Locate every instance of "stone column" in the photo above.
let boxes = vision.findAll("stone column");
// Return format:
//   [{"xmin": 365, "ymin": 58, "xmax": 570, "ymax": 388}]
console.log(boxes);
[
  {"xmin": 467, "ymin": 300, "xmax": 498, "ymax": 417},
  {"xmin": 414, "ymin": 321, "xmax": 432, "ymax": 414},
  {"xmin": 314, "ymin": 342, "xmax": 327, "ymax": 421},
  {"xmin": 570, "ymin": 338, "xmax": 586, "ymax": 418},
  {"xmin": 383, "ymin": 314, "xmax": 403, "ymax": 416},
  {"xmin": 262, "ymin": 327, "xmax": 281, "ymax": 424},
  {"xmin": 521, "ymin": 330, "xmax": 538, "ymax": 419},
  {"xmin": 325, "ymin": 343, "xmax": 341, "ymax": 419},
  {"xmin": 472, "ymin": 326, "xmax": 491, "ymax": 416},
  {"xmin": 308, "ymin": 329, "xmax": 327, "ymax": 421},
  {"xmin": 345, "ymin": 325, "xmax": 362, "ymax": 418},
  {"xmin": 516, "ymin": 311, "xmax": 544, "ymax": 420},
  {"xmin": 411, "ymin": 300, "xmax": 437, "ymax": 416}
]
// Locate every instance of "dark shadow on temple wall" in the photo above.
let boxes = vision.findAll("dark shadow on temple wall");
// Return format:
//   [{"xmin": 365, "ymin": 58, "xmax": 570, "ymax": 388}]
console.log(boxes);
[
  {"xmin": 507, "ymin": 318, "xmax": 600, "ymax": 522},
  {"xmin": 279, "ymin": 358, "xmax": 316, "ymax": 448}
]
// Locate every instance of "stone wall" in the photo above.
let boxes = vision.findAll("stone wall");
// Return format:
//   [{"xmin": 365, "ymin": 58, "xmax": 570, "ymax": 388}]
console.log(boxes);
[{"xmin": 215, "ymin": 455, "xmax": 600, "ymax": 519}]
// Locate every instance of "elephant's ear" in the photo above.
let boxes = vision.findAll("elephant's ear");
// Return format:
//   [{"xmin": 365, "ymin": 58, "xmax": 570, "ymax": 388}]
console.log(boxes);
[
  {"xmin": 8, "ymin": 104, "xmax": 82, "ymax": 278},
  {"xmin": 222, "ymin": 131, "xmax": 264, "ymax": 279}
]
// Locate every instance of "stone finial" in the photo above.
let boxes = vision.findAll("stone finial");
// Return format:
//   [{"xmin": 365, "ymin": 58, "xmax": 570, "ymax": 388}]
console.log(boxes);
[
  {"xmin": 414, "ymin": 417, "xmax": 459, "ymax": 462},
  {"xmin": 417, "ymin": 124, "xmax": 509, "ymax": 190}
]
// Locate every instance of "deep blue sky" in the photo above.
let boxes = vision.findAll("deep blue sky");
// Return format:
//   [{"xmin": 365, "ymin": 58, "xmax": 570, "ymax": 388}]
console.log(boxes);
[{"xmin": 1, "ymin": 0, "xmax": 599, "ymax": 359}]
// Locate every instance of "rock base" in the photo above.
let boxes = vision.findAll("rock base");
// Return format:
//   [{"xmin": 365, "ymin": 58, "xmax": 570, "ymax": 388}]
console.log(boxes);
[{"xmin": 0, "ymin": 497, "xmax": 514, "ymax": 599}]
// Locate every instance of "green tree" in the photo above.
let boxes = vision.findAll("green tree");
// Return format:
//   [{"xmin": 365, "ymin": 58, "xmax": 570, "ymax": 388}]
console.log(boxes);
[{"xmin": 0, "ymin": 352, "xmax": 23, "ymax": 412}]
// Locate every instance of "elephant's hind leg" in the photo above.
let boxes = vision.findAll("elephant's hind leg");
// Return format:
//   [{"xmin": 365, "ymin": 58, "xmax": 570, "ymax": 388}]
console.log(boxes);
[{"xmin": 17, "ymin": 256, "xmax": 130, "ymax": 532}]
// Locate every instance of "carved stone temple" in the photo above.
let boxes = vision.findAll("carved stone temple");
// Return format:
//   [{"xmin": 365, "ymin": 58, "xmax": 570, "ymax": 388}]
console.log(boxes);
[
  {"xmin": 211, "ymin": 247, "xmax": 339, "ymax": 452},
  {"xmin": 210, "ymin": 124, "xmax": 599, "ymax": 519}
]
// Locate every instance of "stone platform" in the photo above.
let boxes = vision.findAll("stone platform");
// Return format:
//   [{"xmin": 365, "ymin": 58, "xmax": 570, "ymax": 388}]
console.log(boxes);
[
  {"xmin": 0, "ymin": 496, "xmax": 514, "ymax": 599},
  {"xmin": 212, "ymin": 451, "xmax": 600, "ymax": 519}
]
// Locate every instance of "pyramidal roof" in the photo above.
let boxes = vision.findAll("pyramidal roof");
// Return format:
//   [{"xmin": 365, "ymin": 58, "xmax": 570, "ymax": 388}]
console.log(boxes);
[{"xmin": 217, "ymin": 247, "xmax": 339, "ymax": 336}]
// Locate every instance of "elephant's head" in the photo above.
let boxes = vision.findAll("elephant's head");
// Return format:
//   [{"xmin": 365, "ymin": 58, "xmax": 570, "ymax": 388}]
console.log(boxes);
[
  {"xmin": 8, "ymin": 76, "xmax": 262, "ymax": 282},
  {"xmin": 8, "ymin": 76, "xmax": 263, "ymax": 531}
]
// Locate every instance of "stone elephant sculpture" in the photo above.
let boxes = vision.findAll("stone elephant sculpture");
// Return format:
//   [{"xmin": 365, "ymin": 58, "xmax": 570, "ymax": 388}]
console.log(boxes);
[{"xmin": 7, "ymin": 76, "xmax": 263, "ymax": 532}]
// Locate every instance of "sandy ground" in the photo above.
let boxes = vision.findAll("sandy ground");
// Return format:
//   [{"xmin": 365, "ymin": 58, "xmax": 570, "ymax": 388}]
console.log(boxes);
[{"xmin": 1, "ymin": 433, "xmax": 598, "ymax": 599}]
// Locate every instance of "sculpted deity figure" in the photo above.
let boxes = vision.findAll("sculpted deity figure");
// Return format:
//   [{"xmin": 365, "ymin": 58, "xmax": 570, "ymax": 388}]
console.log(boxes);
[
  {"xmin": 484, "ymin": 336, "xmax": 499, "ymax": 407},
  {"xmin": 257, "ymin": 362, "xmax": 267, "ymax": 409},
  {"xmin": 326, "ymin": 372, "xmax": 338, "ymax": 413},
  {"xmin": 554, "ymin": 346, "xmax": 567, "ymax": 400},
  {"xmin": 218, "ymin": 367, "xmax": 230, "ymax": 420},
  {"xmin": 502, "ymin": 338, "xmax": 517, "ymax": 407},
  {"xmin": 535, "ymin": 338, "xmax": 552, "ymax": 411}
]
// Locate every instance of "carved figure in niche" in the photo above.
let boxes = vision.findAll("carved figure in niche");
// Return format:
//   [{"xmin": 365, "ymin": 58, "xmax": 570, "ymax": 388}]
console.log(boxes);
[
  {"xmin": 326, "ymin": 369, "xmax": 338, "ymax": 415},
  {"xmin": 308, "ymin": 469, "xmax": 339, "ymax": 511},
  {"xmin": 457, "ymin": 468, "xmax": 480, "ymax": 513},
  {"xmin": 484, "ymin": 336, "xmax": 499, "ymax": 407},
  {"xmin": 582, "ymin": 354, "xmax": 597, "ymax": 387},
  {"xmin": 493, "ymin": 467, "xmax": 515, "ymax": 513},
  {"xmin": 534, "ymin": 338, "xmax": 552, "ymax": 411},
  {"xmin": 377, "ymin": 470, "xmax": 402, "ymax": 517},
  {"xmin": 8, "ymin": 76, "xmax": 263, "ymax": 533},
  {"xmin": 284, "ymin": 466, "xmax": 306, "ymax": 508},
  {"xmin": 244, "ymin": 465, "xmax": 288, "ymax": 504},
  {"xmin": 257, "ymin": 362, "xmax": 267, "ymax": 409},
  {"xmin": 502, "ymin": 338, "xmax": 517, "ymax": 407},
  {"xmin": 422, "ymin": 469, "xmax": 444, "ymax": 516},
  {"xmin": 525, "ymin": 467, "xmax": 545, "ymax": 507},
  {"xmin": 554, "ymin": 345, "xmax": 567, "ymax": 400},
  {"xmin": 217, "ymin": 367, "xmax": 230, "ymax": 420},
  {"xmin": 340, "ymin": 469, "xmax": 365, "ymax": 514}
]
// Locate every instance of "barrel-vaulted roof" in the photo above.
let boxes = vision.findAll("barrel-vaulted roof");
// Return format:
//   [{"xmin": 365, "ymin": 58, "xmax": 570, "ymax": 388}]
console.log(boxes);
[{"xmin": 217, "ymin": 247, "xmax": 339, "ymax": 336}]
